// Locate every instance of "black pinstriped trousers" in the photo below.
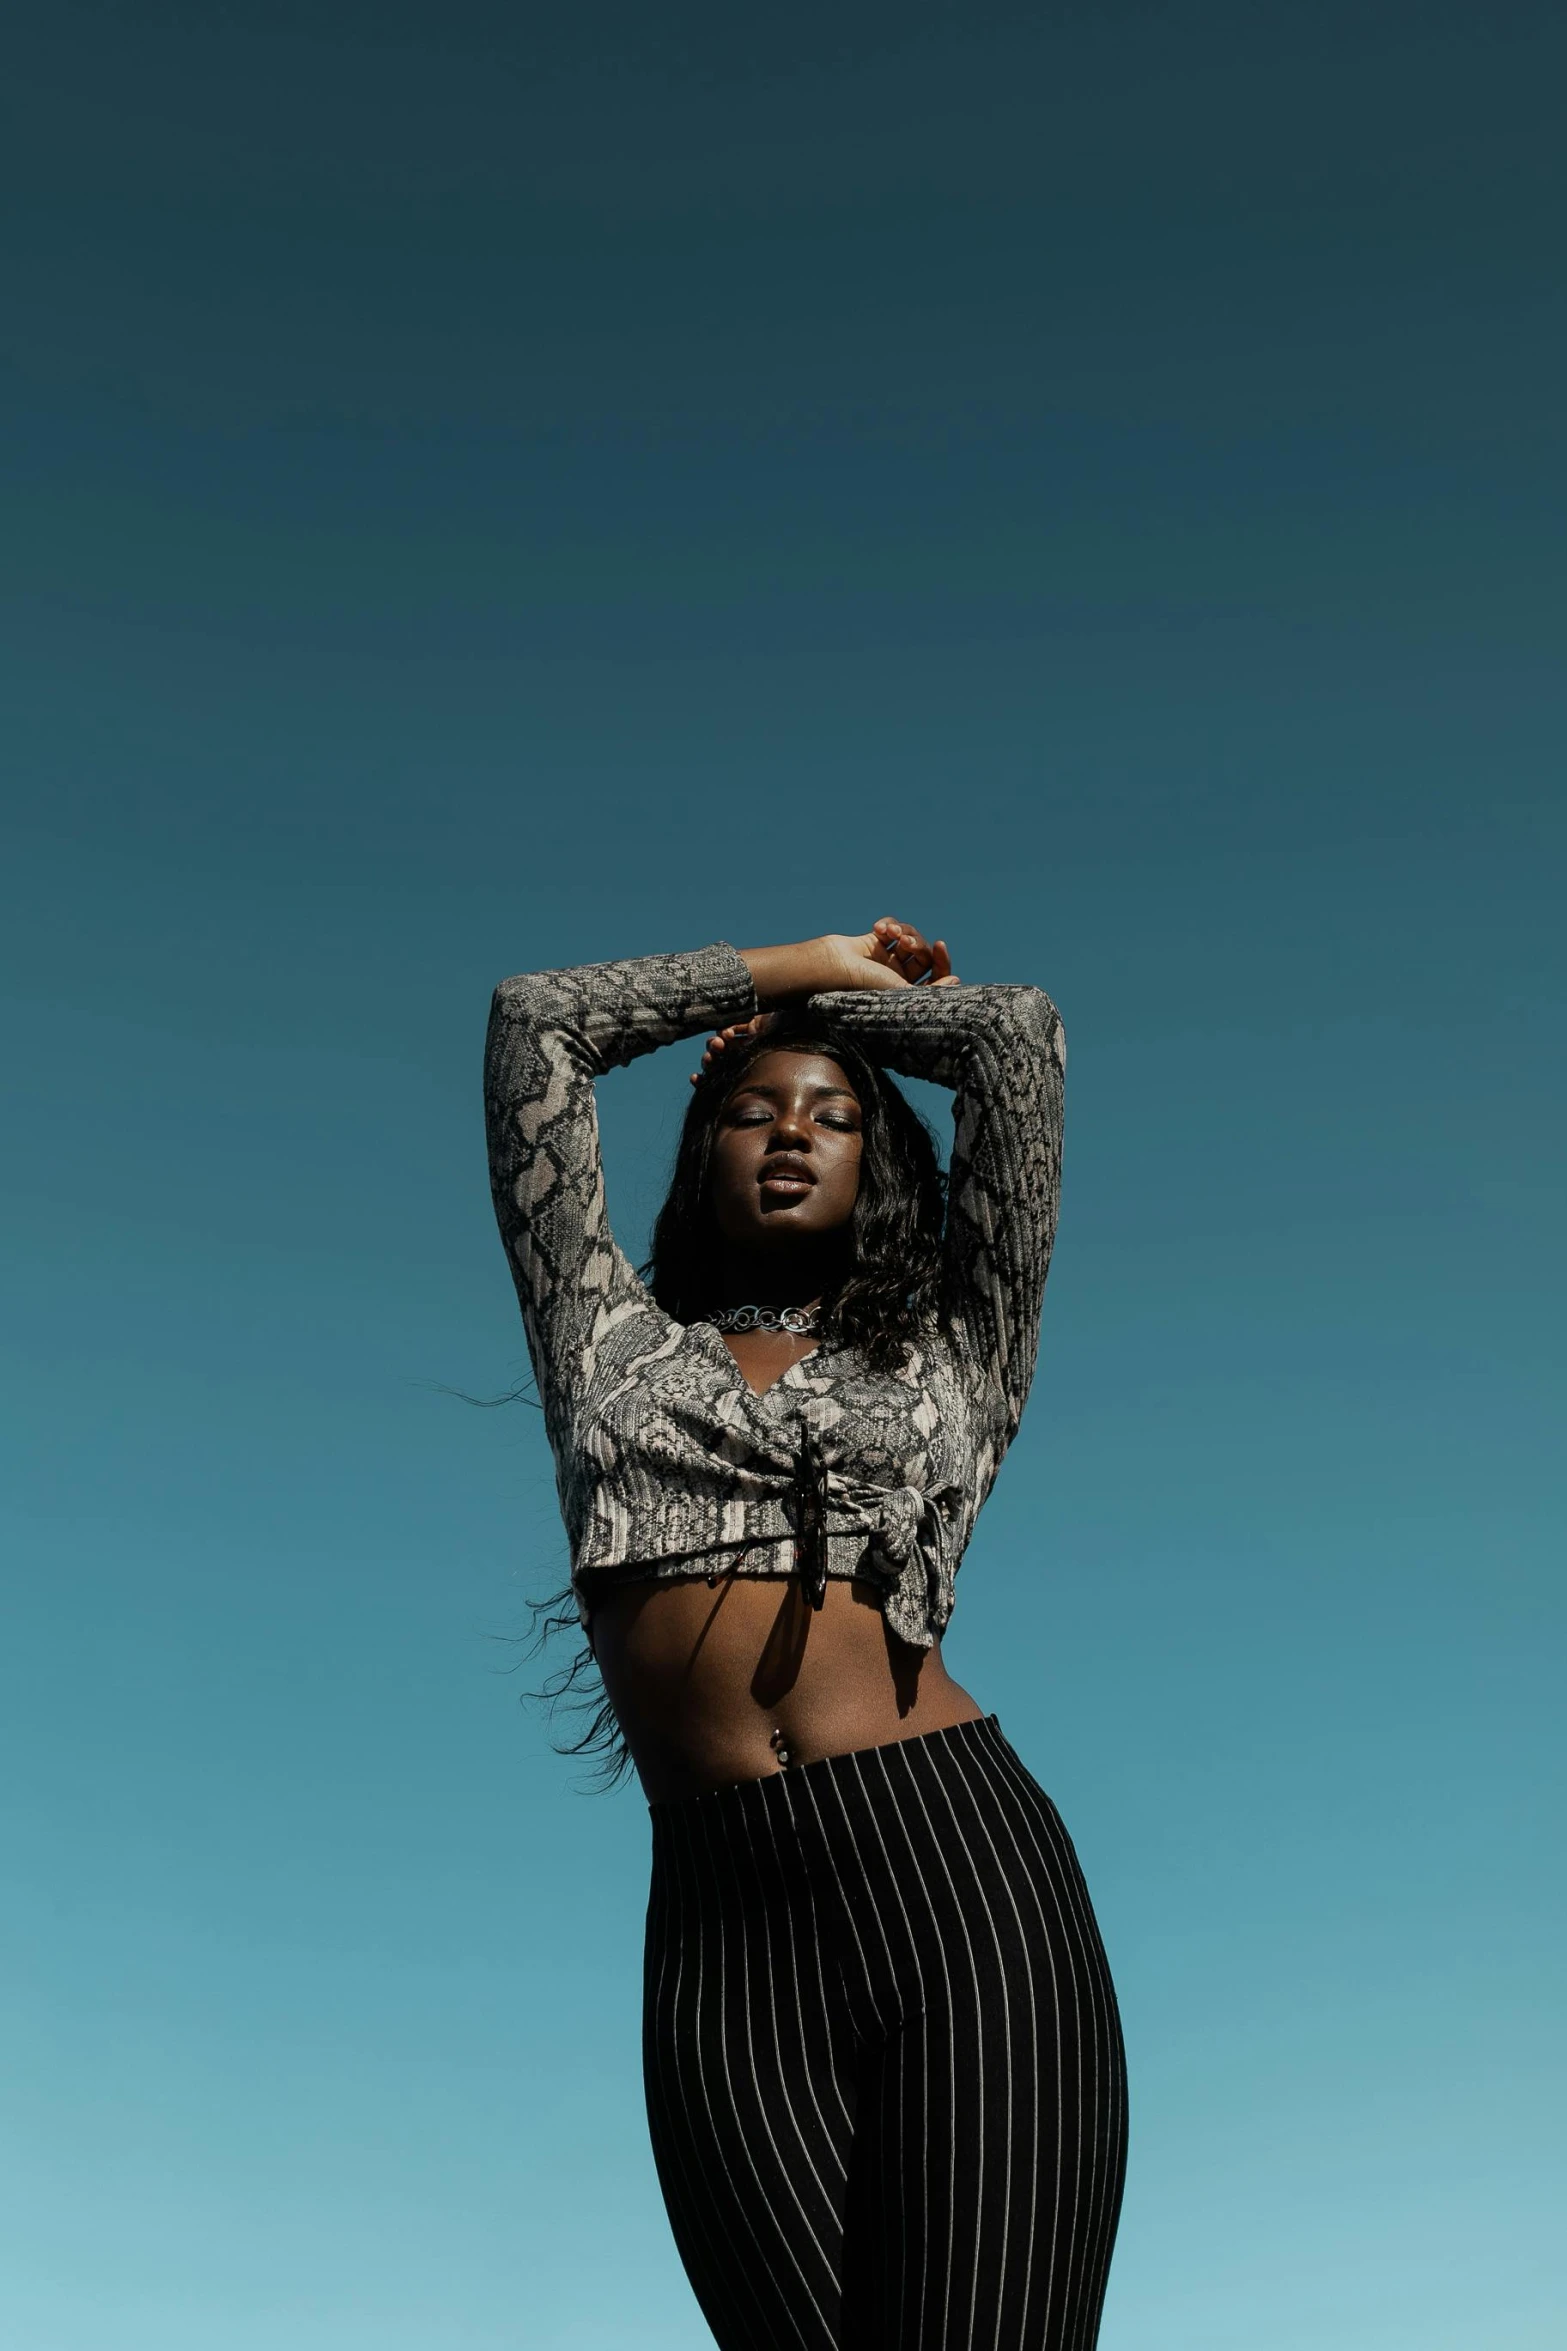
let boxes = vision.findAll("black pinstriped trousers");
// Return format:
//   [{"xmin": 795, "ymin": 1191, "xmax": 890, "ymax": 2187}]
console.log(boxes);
[{"xmin": 643, "ymin": 1715, "xmax": 1128, "ymax": 2351}]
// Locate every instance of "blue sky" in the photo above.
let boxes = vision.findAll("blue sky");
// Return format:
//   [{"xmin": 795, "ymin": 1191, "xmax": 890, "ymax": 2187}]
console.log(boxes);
[{"xmin": 4, "ymin": 4, "xmax": 1563, "ymax": 2345}]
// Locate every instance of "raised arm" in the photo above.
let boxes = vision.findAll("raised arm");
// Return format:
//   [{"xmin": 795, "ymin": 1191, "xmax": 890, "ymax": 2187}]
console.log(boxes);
[
  {"xmin": 697, "ymin": 922, "xmax": 1065, "ymax": 1435},
  {"xmin": 483, "ymin": 943, "xmax": 757, "ymax": 1434},
  {"xmin": 805, "ymin": 973, "xmax": 1065, "ymax": 1438}
]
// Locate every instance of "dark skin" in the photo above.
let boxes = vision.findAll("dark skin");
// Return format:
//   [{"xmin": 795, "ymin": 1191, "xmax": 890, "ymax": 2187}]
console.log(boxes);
[{"xmin": 588, "ymin": 918, "xmax": 987, "ymax": 1803}]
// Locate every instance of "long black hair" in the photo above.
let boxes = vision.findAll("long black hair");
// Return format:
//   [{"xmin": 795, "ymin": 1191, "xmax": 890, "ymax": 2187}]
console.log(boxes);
[{"xmin": 643, "ymin": 1006, "xmax": 949, "ymax": 1369}]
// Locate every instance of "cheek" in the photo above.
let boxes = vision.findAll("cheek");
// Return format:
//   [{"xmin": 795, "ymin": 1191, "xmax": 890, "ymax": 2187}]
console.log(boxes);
[
  {"xmin": 826, "ymin": 1143, "xmax": 864, "ymax": 1209},
  {"xmin": 711, "ymin": 1127, "xmax": 751, "ymax": 1176}
]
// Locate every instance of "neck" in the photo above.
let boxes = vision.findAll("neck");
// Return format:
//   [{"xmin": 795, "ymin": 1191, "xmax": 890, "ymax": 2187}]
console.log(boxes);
[{"xmin": 716, "ymin": 1238, "xmax": 846, "ymax": 1311}]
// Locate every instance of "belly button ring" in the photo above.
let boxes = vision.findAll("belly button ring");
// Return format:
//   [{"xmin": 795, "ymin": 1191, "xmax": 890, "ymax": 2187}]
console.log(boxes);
[{"xmin": 769, "ymin": 1726, "xmax": 792, "ymax": 1768}]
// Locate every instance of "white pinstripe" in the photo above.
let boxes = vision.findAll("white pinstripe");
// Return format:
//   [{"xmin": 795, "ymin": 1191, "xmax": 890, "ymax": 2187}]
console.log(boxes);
[
  {"xmin": 694, "ymin": 1802, "xmax": 836, "ymax": 2343},
  {"xmin": 786, "ymin": 1765, "xmax": 895, "ymax": 2042},
  {"xmin": 718, "ymin": 1802, "xmax": 843, "ymax": 2288},
  {"xmin": 787, "ymin": 1760, "xmax": 913, "ymax": 2337},
  {"xmin": 746, "ymin": 1798, "xmax": 852, "ymax": 2193},
  {"xmin": 642, "ymin": 1719, "xmax": 1126, "ymax": 2351},
  {"xmin": 925, "ymin": 1729, "xmax": 1043, "ymax": 2350},
  {"xmin": 962, "ymin": 1732, "xmax": 1080, "ymax": 2341},
  {"xmin": 984, "ymin": 1737, "xmax": 1128, "ymax": 2344},
  {"xmin": 867, "ymin": 1738, "xmax": 990, "ymax": 2350},
  {"xmin": 648, "ymin": 1825, "xmax": 758, "ymax": 2349},
  {"xmin": 804, "ymin": 1753, "xmax": 935, "ymax": 2342},
  {"xmin": 975, "ymin": 1730, "xmax": 1126, "ymax": 2346},
  {"xmin": 676, "ymin": 1814, "xmax": 817, "ymax": 2350},
  {"xmin": 1024, "ymin": 1777, "xmax": 1122, "ymax": 2332}
]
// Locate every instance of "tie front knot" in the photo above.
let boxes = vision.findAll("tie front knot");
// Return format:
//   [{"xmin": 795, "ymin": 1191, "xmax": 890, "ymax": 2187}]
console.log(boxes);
[
  {"xmin": 784, "ymin": 1428, "xmax": 964, "ymax": 1622},
  {"xmin": 854, "ymin": 1477, "xmax": 962, "ymax": 1572}
]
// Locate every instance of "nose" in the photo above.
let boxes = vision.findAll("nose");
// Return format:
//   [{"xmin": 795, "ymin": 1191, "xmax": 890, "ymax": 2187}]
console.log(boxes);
[{"xmin": 768, "ymin": 1102, "xmax": 813, "ymax": 1149}]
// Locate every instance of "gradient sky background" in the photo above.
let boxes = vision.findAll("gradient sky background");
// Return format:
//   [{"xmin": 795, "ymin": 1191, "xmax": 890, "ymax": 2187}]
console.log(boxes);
[{"xmin": 4, "ymin": 4, "xmax": 1563, "ymax": 2346}]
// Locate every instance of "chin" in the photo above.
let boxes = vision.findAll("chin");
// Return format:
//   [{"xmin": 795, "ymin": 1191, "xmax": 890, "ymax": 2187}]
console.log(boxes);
[
  {"xmin": 752, "ymin": 1214, "xmax": 827, "ymax": 1243},
  {"xmin": 725, "ymin": 1213, "xmax": 840, "ymax": 1249}
]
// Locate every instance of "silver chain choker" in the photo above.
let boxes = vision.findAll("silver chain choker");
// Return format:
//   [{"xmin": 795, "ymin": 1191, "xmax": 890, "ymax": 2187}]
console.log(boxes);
[{"xmin": 706, "ymin": 1303, "xmax": 821, "ymax": 1336}]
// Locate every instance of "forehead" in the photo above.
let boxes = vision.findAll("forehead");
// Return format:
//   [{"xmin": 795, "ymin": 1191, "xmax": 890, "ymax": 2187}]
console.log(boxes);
[{"xmin": 730, "ymin": 1048, "xmax": 859, "ymax": 1100}]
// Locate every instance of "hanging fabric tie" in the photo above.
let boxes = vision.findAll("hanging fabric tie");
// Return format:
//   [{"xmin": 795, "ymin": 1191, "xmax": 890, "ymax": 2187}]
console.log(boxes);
[
  {"xmin": 790, "ymin": 1424, "xmax": 832, "ymax": 1610},
  {"xmin": 787, "ymin": 1420, "xmax": 965, "ymax": 1623}
]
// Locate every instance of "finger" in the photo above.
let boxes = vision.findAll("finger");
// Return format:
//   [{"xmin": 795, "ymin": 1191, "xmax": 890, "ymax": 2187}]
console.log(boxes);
[{"xmin": 930, "ymin": 938, "xmax": 952, "ymax": 981}]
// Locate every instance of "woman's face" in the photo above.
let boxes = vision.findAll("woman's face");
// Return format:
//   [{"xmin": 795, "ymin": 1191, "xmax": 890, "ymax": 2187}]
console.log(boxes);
[{"xmin": 709, "ymin": 1049, "xmax": 864, "ymax": 1250}]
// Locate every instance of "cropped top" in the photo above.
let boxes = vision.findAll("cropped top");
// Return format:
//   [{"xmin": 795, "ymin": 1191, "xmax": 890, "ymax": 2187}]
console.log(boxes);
[{"xmin": 482, "ymin": 943, "xmax": 1065, "ymax": 1649}]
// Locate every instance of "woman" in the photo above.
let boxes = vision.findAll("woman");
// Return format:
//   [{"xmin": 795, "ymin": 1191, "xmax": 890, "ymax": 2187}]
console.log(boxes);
[{"xmin": 483, "ymin": 917, "xmax": 1127, "ymax": 2351}]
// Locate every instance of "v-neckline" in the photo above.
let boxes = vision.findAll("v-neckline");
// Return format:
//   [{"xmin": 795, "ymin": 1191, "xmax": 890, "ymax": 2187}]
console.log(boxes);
[{"xmin": 692, "ymin": 1320, "xmax": 822, "ymax": 1404}]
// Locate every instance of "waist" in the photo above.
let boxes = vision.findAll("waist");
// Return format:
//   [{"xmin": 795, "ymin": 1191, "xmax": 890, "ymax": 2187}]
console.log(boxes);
[
  {"xmin": 648, "ymin": 1711, "xmax": 1009, "ymax": 1822},
  {"xmin": 589, "ymin": 1572, "xmax": 981, "ymax": 1806}
]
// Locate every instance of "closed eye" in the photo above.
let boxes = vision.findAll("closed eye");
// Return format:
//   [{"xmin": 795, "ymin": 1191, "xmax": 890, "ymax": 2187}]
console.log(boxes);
[{"xmin": 728, "ymin": 1108, "xmax": 859, "ymax": 1132}]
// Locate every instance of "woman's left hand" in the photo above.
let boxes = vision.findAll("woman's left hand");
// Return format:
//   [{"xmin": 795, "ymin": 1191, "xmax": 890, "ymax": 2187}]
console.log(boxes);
[
  {"xmin": 810, "ymin": 918, "xmax": 961, "ymax": 993},
  {"xmin": 862, "ymin": 916, "xmax": 960, "ymax": 989}
]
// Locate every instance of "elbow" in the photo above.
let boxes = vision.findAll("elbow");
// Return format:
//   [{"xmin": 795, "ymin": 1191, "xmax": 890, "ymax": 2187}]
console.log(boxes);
[
  {"xmin": 490, "ymin": 970, "xmax": 548, "ymax": 1021},
  {"xmin": 484, "ymin": 973, "xmax": 555, "ymax": 1100},
  {"xmin": 487, "ymin": 968, "xmax": 570, "ymax": 1050},
  {"xmin": 485, "ymin": 970, "xmax": 594, "ymax": 1100},
  {"xmin": 485, "ymin": 977, "xmax": 527, "ymax": 1063},
  {"xmin": 982, "ymin": 984, "xmax": 1065, "ymax": 1078}
]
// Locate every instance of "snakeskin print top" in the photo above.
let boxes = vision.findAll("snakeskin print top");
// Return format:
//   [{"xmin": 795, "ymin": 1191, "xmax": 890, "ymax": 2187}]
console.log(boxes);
[{"xmin": 483, "ymin": 943, "xmax": 1065, "ymax": 1650}]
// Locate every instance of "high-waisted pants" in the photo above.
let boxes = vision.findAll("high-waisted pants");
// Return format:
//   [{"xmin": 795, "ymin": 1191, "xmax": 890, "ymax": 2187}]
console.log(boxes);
[{"xmin": 643, "ymin": 1715, "xmax": 1128, "ymax": 2351}]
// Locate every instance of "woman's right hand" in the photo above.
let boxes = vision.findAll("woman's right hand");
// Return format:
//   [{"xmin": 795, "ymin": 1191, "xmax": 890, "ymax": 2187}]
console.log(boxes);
[
  {"xmin": 691, "ymin": 1013, "xmax": 775, "ymax": 1085},
  {"xmin": 738, "ymin": 922, "xmax": 960, "ymax": 1011}
]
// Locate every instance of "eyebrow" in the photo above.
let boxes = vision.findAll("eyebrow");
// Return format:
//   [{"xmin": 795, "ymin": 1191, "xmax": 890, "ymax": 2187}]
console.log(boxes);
[{"xmin": 727, "ymin": 1080, "xmax": 861, "ymax": 1104}]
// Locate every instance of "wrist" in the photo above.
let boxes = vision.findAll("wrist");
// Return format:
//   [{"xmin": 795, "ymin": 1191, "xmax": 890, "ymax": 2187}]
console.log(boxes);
[{"xmin": 738, "ymin": 938, "xmax": 835, "ymax": 1007}]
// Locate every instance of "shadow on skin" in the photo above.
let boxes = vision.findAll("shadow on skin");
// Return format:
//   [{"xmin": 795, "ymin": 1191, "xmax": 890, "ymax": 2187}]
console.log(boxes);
[
  {"xmin": 883, "ymin": 1619, "xmax": 924, "ymax": 1717},
  {"xmin": 749, "ymin": 1582, "xmax": 811, "ymax": 1710},
  {"xmin": 744, "ymin": 1576, "xmax": 927, "ymax": 1719}
]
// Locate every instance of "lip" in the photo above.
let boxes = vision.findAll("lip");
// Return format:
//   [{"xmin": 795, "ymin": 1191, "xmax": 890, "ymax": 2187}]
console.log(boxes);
[{"xmin": 759, "ymin": 1156, "xmax": 816, "ymax": 1191}]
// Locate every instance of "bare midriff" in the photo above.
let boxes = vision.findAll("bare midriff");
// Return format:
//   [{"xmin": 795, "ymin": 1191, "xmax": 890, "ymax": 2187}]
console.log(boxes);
[
  {"xmin": 588, "ymin": 1571, "xmax": 984, "ymax": 1805},
  {"xmin": 587, "ymin": 1328, "xmax": 983, "ymax": 1804}
]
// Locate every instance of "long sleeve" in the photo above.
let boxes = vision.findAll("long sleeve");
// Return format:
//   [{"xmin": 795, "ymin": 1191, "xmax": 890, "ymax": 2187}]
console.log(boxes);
[
  {"xmin": 804, "ymin": 981, "xmax": 1066, "ymax": 1438},
  {"xmin": 483, "ymin": 943, "xmax": 758, "ymax": 1441}
]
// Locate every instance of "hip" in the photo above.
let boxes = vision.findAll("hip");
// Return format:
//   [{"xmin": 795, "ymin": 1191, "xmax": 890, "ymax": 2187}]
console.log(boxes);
[{"xmin": 646, "ymin": 1713, "xmax": 1125, "ymax": 2048}]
